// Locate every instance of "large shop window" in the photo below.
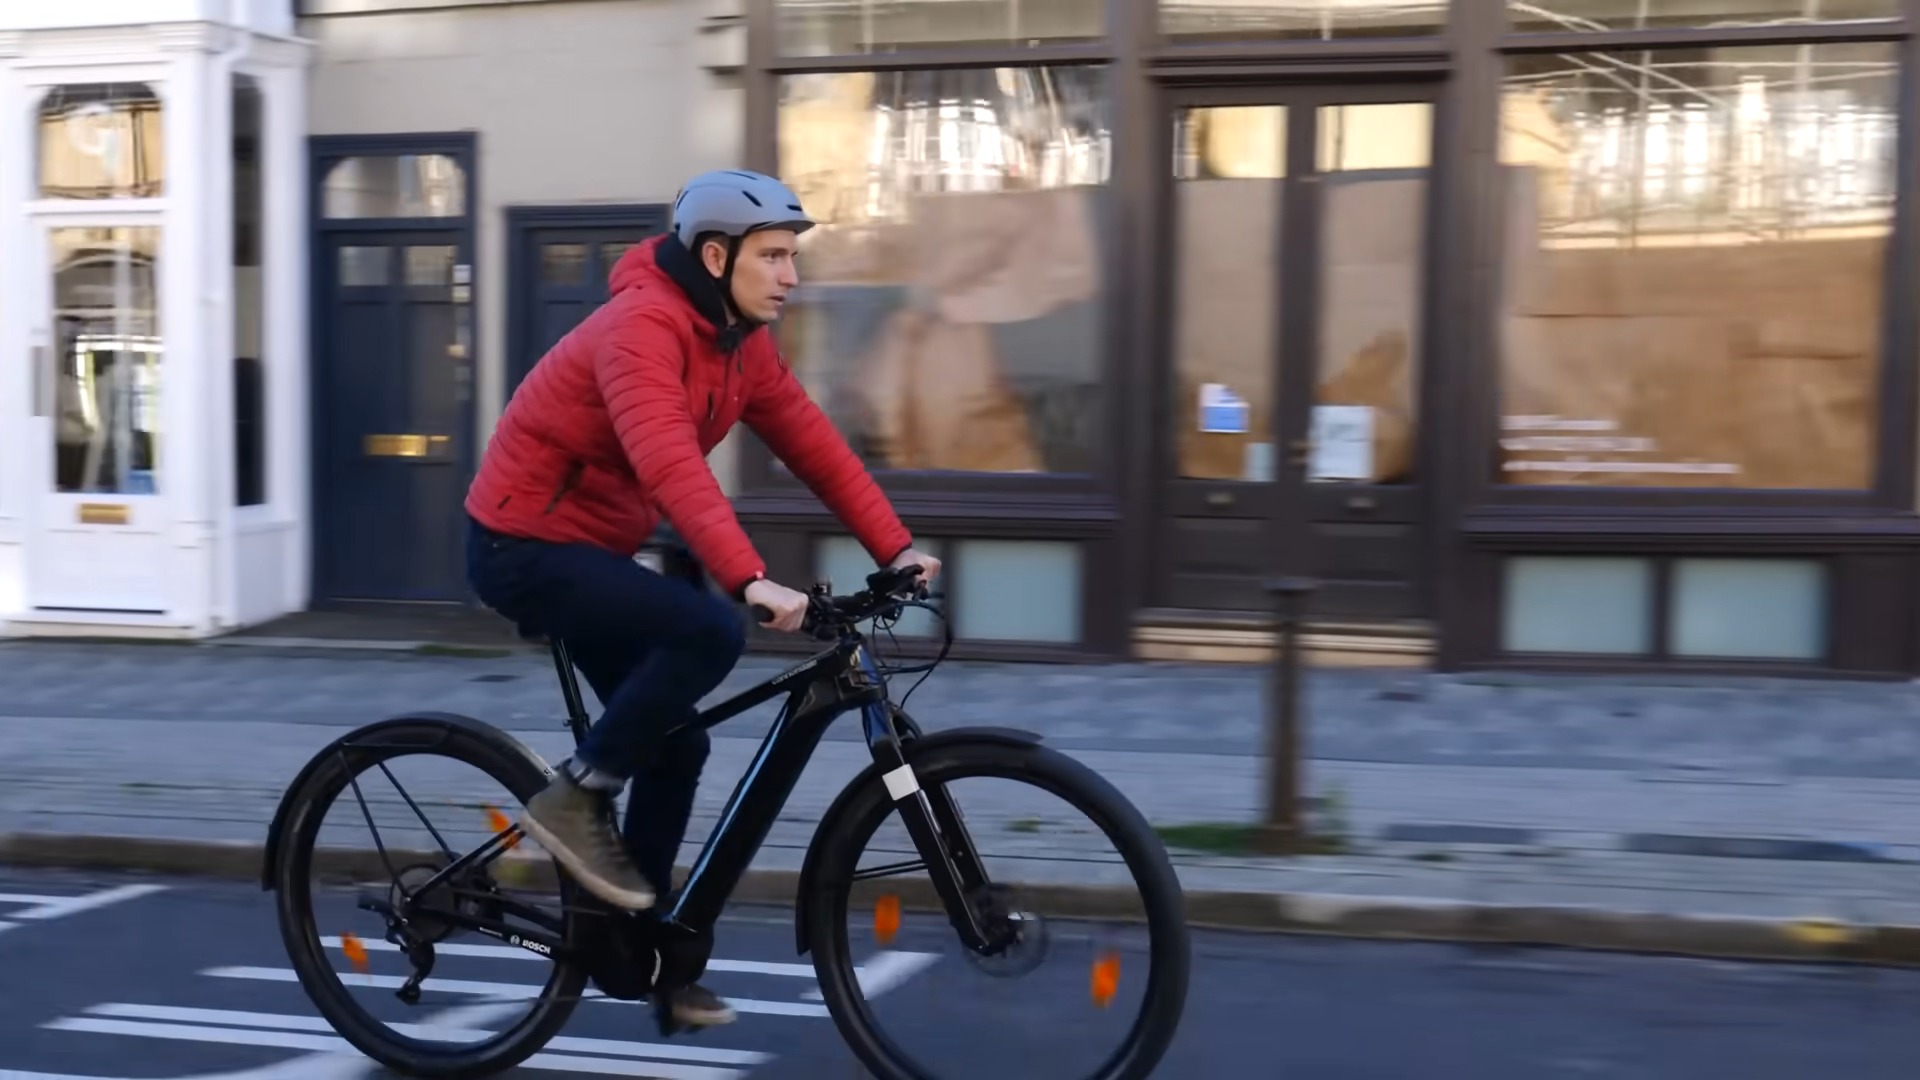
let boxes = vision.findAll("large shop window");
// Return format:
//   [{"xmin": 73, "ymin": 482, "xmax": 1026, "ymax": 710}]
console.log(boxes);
[
  {"xmin": 1507, "ymin": 0, "xmax": 1899, "ymax": 34},
  {"xmin": 38, "ymin": 83, "xmax": 164, "ymax": 200},
  {"xmin": 52, "ymin": 227, "xmax": 163, "ymax": 495},
  {"xmin": 777, "ymin": 0, "xmax": 1103, "ymax": 56},
  {"xmin": 777, "ymin": 65, "xmax": 1112, "ymax": 476},
  {"xmin": 1162, "ymin": 0, "xmax": 1447, "ymax": 42},
  {"xmin": 1496, "ymin": 43, "xmax": 1898, "ymax": 491}
]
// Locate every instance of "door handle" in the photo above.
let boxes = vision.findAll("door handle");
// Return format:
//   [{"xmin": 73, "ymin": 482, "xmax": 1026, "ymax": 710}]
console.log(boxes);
[{"xmin": 1206, "ymin": 491, "xmax": 1235, "ymax": 509}]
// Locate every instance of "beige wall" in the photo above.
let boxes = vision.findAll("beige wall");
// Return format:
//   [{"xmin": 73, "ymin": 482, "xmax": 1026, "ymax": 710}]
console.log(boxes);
[{"xmin": 300, "ymin": 0, "xmax": 747, "ymax": 489}]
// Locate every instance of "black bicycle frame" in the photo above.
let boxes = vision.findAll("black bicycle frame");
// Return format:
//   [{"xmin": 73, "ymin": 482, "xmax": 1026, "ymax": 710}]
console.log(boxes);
[{"xmin": 544, "ymin": 629, "xmax": 998, "ymax": 951}]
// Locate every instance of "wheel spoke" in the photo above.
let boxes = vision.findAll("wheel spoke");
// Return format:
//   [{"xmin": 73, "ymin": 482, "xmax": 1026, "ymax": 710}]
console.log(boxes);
[
  {"xmin": 376, "ymin": 761, "xmax": 458, "ymax": 861},
  {"xmin": 339, "ymin": 750, "xmax": 407, "ymax": 886},
  {"xmin": 853, "ymin": 859, "xmax": 925, "ymax": 881}
]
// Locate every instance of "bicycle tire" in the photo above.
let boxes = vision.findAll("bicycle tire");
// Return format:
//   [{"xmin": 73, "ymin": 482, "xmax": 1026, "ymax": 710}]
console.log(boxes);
[
  {"xmin": 270, "ymin": 712, "xmax": 590, "ymax": 1079},
  {"xmin": 803, "ymin": 736, "xmax": 1191, "ymax": 1080}
]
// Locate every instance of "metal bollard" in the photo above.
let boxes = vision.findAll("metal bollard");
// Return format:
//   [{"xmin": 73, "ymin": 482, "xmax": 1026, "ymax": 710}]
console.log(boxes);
[{"xmin": 1255, "ymin": 576, "xmax": 1318, "ymax": 856}]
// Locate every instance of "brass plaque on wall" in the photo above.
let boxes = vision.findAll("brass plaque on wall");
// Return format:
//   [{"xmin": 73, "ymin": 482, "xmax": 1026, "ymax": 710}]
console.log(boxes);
[{"xmin": 78, "ymin": 503, "xmax": 130, "ymax": 526}]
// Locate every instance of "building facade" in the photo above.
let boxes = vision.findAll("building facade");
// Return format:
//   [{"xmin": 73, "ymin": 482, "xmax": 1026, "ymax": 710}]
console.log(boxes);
[{"xmin": 3, "ymin": 0, "xmax": 1919, "ymax": 679}]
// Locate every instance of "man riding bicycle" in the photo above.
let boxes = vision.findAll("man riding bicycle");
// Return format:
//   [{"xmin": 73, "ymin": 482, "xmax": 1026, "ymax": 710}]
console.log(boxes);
[{"xmin": 463, "ymin": 169, "xmax": 941, "ymax": 1028}]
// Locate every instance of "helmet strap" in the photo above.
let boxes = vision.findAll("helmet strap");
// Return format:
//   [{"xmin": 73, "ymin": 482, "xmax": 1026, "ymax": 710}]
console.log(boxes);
[{"xmin": 718, "ymin": 235, "xmax": 747, "ymax": 323}]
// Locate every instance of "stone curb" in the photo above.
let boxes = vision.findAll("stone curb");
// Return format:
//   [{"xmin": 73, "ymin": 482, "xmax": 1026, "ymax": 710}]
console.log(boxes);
[{"xmin": 5, "ymin": 830, "xmax": 1919, "ymax": 967}]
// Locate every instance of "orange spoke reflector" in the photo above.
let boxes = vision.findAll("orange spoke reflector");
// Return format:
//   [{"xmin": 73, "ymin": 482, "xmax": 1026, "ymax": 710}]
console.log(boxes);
[
  {"xmin": 874, "ymin": 894, "xmax": 901, "ymax": 946},
  {"xmin": 341, "ymin": 932, "xmax": 370, "ymax": 974},
  {"xmin": 486, "ymin": 805, "xmax": 522, "ymax": 850},
  {"xmin": 1091, "ymin": 950, "xmax": 1121, "ymax": 1009}
]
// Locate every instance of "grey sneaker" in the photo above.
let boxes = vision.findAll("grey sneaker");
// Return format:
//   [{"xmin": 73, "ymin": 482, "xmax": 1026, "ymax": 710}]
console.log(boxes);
[
  {"xmin": 517, "ymin": 775, "xmax": 656, "ymax": 911},
  {"xmin": 670, "ymin": 983, "xmax": 736, "ymax": 1027}
]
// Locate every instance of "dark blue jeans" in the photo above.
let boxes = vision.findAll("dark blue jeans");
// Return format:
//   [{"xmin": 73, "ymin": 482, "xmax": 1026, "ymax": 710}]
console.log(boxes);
[{"xmin": 465, "ymin": 516, "xmax": 745, "ymax": 896}]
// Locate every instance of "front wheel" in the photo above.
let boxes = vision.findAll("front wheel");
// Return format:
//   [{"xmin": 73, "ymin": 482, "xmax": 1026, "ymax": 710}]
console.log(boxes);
[{"xmin": 804, "ymin": 737, "xmax": 1191, "ymax": 1080}]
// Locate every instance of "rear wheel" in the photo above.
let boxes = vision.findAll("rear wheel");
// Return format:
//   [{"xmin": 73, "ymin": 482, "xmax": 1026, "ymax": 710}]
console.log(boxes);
[
  {"xmin": 270, "ymin": 714, "xmax": 591, "ymax": 1078},
  {"xmin": 804, "ymin": 737, "xmax": 1191, "ymax": 1080}
]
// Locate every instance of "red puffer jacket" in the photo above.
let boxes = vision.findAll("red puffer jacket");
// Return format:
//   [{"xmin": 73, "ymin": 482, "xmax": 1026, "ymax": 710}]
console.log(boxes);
[{"xmin": 465, "ymin": 235, "xmax": 912, "ymax": 597}]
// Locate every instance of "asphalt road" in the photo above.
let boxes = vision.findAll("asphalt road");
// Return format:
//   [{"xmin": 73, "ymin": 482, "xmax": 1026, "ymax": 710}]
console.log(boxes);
[{"xmin": 3, "ymin": 866, "xmax": 1919, "ymax": 1079}]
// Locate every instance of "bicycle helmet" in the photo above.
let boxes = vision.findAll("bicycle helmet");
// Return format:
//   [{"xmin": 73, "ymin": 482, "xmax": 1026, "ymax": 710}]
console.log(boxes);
[{"xmin": 671, "ymin": 169, "xmax": 816, "ymax": 247}]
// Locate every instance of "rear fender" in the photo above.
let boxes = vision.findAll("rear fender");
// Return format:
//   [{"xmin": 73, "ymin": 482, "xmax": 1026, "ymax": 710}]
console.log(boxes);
[
  {"xmin": 792, "ymin": 723, "xmax": 1044, "ymax": 955},
  {"xmin": 259, "ymin": 711, "xmax": 554, "ymax": 890}
]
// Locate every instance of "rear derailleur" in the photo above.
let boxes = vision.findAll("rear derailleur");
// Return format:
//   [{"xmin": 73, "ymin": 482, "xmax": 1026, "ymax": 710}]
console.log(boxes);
[{"xmin": 356, "ymin": 862, "xmax": 498, "ymax": 1005}]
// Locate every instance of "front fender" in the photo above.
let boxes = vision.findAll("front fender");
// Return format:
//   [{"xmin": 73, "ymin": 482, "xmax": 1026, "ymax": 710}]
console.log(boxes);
[
  {"xmin": 259, "ymin": 711, "xmax": 553, "ymax": 890},
  {"xmin": 792, "ymin": 723, "xmax": 1043, "ymax": 956}
]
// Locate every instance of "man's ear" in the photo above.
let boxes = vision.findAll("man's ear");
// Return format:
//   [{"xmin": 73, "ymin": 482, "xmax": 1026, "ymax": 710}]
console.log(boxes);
[{"xmin": 700, "ymin": 238, "xmax": 730, "ymax": 277}]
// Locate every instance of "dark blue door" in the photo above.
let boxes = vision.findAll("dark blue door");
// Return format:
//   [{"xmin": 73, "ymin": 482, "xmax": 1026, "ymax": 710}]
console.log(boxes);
[
  {"xmin": 318, "ymin": 233, "xmax": 469, "ymax": 602},
  {"xmin": 507, "ymin": 208, "xmax": 667, "ymax": 393}
]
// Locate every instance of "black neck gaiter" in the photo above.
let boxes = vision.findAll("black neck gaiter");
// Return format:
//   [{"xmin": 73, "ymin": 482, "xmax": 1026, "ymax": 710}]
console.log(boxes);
[{"xmin": 654, "ymin": 233, "xmax": 757, "ymax": 355}]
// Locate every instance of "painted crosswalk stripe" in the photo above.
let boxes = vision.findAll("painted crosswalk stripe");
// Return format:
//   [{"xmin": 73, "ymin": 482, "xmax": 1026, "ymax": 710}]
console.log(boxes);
[
  {"xmin": 15, "ymin": 884, "xmax": 170, "ymax": 920},
  {"xmin": 41, "ymin": 1018, "xmax": 747, "ymax": 1080},
  {"xmin": 319, "ymin": 936, "xmax": 819, "ymax": 979},
  {"xmin": 204, "ymin": 966, "xmax": 832, "ymax": 1018},
  {"xmin": 5, "ymin": 883, "xmax": 168, "ymax": 921},
  {"xmin": 317, "ymin": 934, "xmax": 939, "ymax": 997},
  {"xmin": 80, "ymin": 1004, "xmax": 770, "ymax": 1066},
  {"xmin": 0, "ymin": 893, "xmax": 68, "ymax": 906},
  {"xmin": 802, "ymin": 949, "xmax": 940, "ymax": 1001}
]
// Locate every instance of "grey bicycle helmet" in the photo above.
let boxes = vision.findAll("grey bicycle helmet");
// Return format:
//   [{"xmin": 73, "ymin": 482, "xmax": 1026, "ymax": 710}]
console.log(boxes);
[{"xmin": 671, "ymin": 169, "xmax": 816, "ymax": 248}]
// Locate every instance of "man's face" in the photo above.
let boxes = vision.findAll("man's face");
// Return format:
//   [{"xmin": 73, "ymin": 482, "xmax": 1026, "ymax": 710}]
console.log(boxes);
[{"xmin": 702, "ymin": 229, "xmax": 800, "ymax": 323}]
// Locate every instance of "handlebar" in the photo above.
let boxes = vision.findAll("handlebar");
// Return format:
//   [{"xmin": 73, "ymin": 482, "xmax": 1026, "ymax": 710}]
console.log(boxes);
[{"xmin": 748, "ymin": 564, "xmax": 932, "ymax": 640}]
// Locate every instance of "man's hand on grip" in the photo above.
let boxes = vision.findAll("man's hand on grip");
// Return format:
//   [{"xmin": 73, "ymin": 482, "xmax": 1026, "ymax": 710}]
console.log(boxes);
[{"xmin": 745, "ymin": 578, "xmax": 810, "ymax": 633}]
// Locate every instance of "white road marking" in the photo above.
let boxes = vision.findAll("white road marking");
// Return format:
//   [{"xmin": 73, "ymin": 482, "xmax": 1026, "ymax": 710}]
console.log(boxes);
[
  {"xmin": 318, "ymin": 937, "xmax": 819, "ymax": 979},
  {"xmin": 800, "ymin": 950, "xmax": 942, "ymax": 1001},
  {"xmin": 0, "ymin": 893, "xmax": 69, "ymax": 906},
  {"xmin": 203, "ymin": 966, "xmax": 832, "ymax": 1018},
  {"xmin": 0, "ymin": 919, "xmax": 15, "ymax": 933},
  {"xmin": 852, "ymin": 950, "xmax": 941, "ymax": 1000},
  {"xmin": 8, "ymin": 884, "xmax": 169, "ymax": 922},
  {"xmin": 81, "ymin": 1005, "xmax": 770, "ymax": 1066},
  {"xmin": 38, "ymin": 1018, "xmax": 743, "ymax": 1080},
  {"xmin": 7, "ymin": 998, "xmax": 522, "ymax": 1080}
]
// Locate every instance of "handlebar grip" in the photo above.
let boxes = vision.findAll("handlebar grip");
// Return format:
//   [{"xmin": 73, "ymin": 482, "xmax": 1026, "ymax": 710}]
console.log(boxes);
[{"xmin": 749, "ymin": 604, "xmax": 775, "ymax": 625}]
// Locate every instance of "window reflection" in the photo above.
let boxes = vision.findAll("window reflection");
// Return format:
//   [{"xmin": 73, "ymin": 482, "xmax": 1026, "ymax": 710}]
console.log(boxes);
[
  {"xmin": 1172, "ymin": 105, "xmax": 1285, "ymax": 483},
  {"xmin": 1508, "ymin": 0, "xmax": 1896, "ymax": 33},
  {"xmin": 777, "ymin": 66, "xmax": 1111, "ymax": 476},
  {"xmin": 1311, "ymin": 103, "xmax": 1430, "ymax": 487},
  {"xmin": 1498, "ymin": 44, "xmax": 1896, "ymax": 490},
  {"xmin": 53, "ymin": 227, "xmax": 163, "ymax": 495},
  {"xmin": 233, "ymin": 74, "xmax": 266, "ymax": 508},
  {"xmin": 322, "ymin": 154, "xmax": 465, "ymax": 218},
  {"xmin": 778, "ymin": 0, "xmax": 1103, "ymax": 56},
  {"xmin": 1163, "ymin": 0, "xmax": 1447, "ymax": 42},
  {"xmin": 38, "ymin": 83, "xmax": 165, "ymax": 200},
  {"xmin": 542, "ymin": 243, "xmax": 588, "ymax": 286}
]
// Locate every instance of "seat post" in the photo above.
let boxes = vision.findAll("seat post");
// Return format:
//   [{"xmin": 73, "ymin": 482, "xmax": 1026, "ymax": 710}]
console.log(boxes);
[{"xmin": 549, "ymin": 638, "xmax": 592, "ymax": 742}]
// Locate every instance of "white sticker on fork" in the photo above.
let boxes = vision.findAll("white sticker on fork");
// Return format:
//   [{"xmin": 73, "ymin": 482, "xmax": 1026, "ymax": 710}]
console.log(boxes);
[{"xmin": 882, "ymin": 764, "xmax": 920, "ymax": 801}]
